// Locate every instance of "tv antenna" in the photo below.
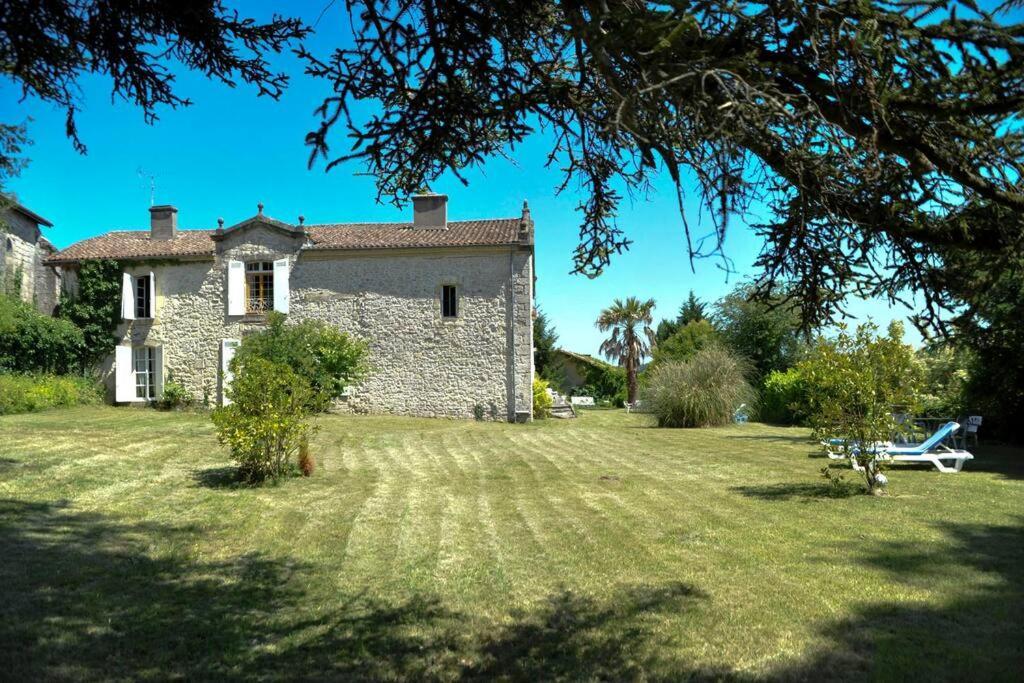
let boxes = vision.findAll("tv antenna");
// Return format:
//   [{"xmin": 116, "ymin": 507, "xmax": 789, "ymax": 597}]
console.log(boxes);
[{"xmin": 136, "ymin": 167, "xmax": 157, "ymax": 206}]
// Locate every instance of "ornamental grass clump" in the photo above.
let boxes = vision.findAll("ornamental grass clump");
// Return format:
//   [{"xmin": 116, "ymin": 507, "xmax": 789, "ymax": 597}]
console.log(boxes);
[{"xmin": 644, "ymin": 346, "xmax": 756, "ymax": 428}]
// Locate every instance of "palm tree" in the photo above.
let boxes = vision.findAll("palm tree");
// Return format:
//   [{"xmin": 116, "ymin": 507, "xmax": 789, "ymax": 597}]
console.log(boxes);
[{"xmin": 597, "ymin": 297, "xmax": 657, "ymax": 404}]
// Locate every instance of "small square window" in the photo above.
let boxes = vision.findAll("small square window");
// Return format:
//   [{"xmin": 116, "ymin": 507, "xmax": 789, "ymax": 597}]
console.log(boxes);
[{"xmin": 441, "ymin": 285, "xmax": 458, "ymax": 318}]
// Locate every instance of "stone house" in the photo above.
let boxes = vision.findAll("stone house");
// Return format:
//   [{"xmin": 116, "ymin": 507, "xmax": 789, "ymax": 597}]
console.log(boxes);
[
  {"xmin": 1, "ymin": 198, "xmax": 61, "ymax": 314},
  {"xmin": 48, "ymin": 194, "xmax": 535, "ymax": 420}
]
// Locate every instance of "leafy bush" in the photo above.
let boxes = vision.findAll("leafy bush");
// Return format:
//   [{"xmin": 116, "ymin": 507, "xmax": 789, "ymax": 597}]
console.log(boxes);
[
  {"xmin": 0, "ymin": 372, "xmax": 102, "ymax": 415},
  {"xmin": 157, "ymin": 378, "xmax": 193, "ymax": 411},
  {"xmin": 579, "ymin": 362, "xmax": 627, "ymax": 407},
  {"xmin": 649, "ymin": 320, "xmax": 719, "ymax": 368},
  {"xmin": 211, "ymin": 356, "xmax": 315, "ymax": 483},
  {"xmin": 233, "ymin": 312, "xmax": 368, "ymax": 410},
  {"xmin": 759, "ymin": 368, "xmax": 808, "ymax": 425},
  {"xmin": 0, "ymin": 294, "xmax": 86, "ymax": 373},
  {"xmin": 916, "ymin": 343, "xmax": 971, "ymax": 417},
  {"xmin": 800, "ymin": 322, "xmax": 922, "ymax": 494},
  {"xmin": 533, "ymin": 376, "xmax": 553, "ymax": 419},
  {"xmin": 643, "ymin": 347, "xmax": 756, "ymax": 428}
]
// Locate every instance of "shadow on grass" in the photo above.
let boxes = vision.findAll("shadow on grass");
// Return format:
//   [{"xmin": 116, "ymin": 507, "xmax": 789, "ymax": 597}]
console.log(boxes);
[
  {"xmin": 731, "ymin": 481, "xmax": 861, "ymax": 500},
  {"xmin": 724, "ymin": 433, "xmax": 811, "ymax": 445},
  {"xmin": 0, "ymin": 497, "xmax": 715, "ymax": 680},
  {"xmin": 464, "ymin": 583, "xmax": 710, "ymax": 680},
  {"xmin": 777, "ymin": 518, "xmax": 1024, "ymax": 679},
  {"xmin": 962, "ymin": 445, "xmax": 1024, "ymax": 481},
  {"xmin": 191, "ymin": 465, "xmax": 244, "ymax": 489},
  {"xmin": 4, "ymin": 496, "xmax": 1020, "ymax": 679}
]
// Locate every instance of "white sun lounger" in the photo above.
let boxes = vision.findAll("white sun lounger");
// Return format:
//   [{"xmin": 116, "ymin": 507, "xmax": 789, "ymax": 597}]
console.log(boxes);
[{"xmin": 826, "ymin": 421, "xmax": 974, "ymax": 473}]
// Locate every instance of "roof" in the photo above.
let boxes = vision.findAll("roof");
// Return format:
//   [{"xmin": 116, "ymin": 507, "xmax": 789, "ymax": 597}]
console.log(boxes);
[
  {"xmin": 2, "ymin": 197, "xmax": 54, "ymax": 228},
  {"xmin": 47, "ymin": 214, "xmax": 532, "ymax": 264},
  {"xmin": 555, "ymin": 348, "xmax": 613, "ymax": 369}
]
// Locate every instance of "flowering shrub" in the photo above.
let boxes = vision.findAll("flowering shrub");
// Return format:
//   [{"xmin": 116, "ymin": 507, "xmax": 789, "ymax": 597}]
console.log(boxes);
[
  {"xmin": 211, "ymin": 356, "xmax": 315, "ymax": 483},
  {"xmin": 800, "ymin": 322, "xmax": 922, "ymax": 495},
  {"xmin": 533, "ymin": 376, "xmax": 552, "ymax": 419}
]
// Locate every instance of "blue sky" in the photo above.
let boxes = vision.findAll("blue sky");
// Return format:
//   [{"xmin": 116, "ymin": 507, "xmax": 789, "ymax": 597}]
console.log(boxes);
[{"xmin": 1, "ymin": 0, "xmax": 926, "ymax": 355}]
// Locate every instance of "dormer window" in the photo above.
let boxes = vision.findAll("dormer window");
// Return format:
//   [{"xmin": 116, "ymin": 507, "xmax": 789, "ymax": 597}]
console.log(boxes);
[{"xmin": 245, "ymin": 261, "xmax": 274, "ymax": 314}]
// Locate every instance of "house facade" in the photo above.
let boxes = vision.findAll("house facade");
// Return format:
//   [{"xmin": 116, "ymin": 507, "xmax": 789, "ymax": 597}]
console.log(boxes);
[
  {"xmin": 48, "ymin": 195, "xmax": 535, "ymax": 420},
  {"xmin": 1, "ymin": 198, "xmax": 61, "ymax": 314}
]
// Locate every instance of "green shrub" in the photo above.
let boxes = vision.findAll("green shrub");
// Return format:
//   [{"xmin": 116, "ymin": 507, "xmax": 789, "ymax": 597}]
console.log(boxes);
[
  {"xmin": 157, "ymin": 378, "xmax": 193, "ymax": 411},
  {"xmin": 649, "ymin": 320, "xmax": 719, "ymax": 368},
  {"xmin": 915, "ymin": 343, "xmax": 971, "ymax": 417},
  {"xmin": 759, "ymin": 368, "xmax": 808, "ymax": 425},
  {"xmin": 233, "ymin": 312, "xmax": 368, "ymax": 410},
  {"xmin": 0, "ymin": 373, "xmax": 102, "ymax": 415},
  {"xmin": 533, "ymin": 376, "xmax": 553, "ymax": 419},
  {"xmin": 0, "ymin": 295, "xmax": 86, "ymax": 373},
  {"xmin": 800, "ymin": 322, "xmax": 922, "ymax": 494},
  {"xmin": 579, "ymin": 362, "xmax": 627, "ymax": 407},
  {"xmin": 211, "ymin": 356, "xmax": 315, "ymax": 483},
  {"xmin": 643, "ymin": 347, "xmax": 756, "ymax": 428}
]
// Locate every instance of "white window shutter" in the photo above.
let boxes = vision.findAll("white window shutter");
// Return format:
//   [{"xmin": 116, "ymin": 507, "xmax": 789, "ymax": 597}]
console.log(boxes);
[
  {"xmin": 153, "ymin": 345, "xmax": 163, "ymax": 398},
  {"xmin": 227, "ymin": 260, "xmax": 244, "ymax": 315},
  {"xmin": 121, "ymin": 273, "xmax": 135, "ymax": 320},
  {"xmin": 148, "ymin": 272, "xmax": 156, "ymax": 318},
  {"xmin": 221, "ymin": 338, "xmax": 240, "ymax": 405},
  {"xmin": 114, "ymin": 345, "xmax": 134, "ymax": 402},
  {"xmin": 273, "ymin": 258, "xmax": 290, "ymax": 314}
]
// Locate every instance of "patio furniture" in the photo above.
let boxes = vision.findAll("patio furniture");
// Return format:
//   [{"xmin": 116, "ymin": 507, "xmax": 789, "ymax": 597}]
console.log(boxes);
[
  {"xmin": 964, "ymin": 415, "xmax": 983, "ymax": 448},
  {"xmin": 842, "ymin": 421, "xmax": 974, "ymax": 473}
]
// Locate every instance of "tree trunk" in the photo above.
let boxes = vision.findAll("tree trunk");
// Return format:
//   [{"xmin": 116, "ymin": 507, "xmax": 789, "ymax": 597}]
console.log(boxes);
[{"xmin": 627, "ymin": 361, "xmax": 638, "ymax": 404}]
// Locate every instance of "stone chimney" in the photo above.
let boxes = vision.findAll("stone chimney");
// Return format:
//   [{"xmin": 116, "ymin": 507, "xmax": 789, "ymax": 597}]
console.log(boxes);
[
  {"xmin": 149, "ymin": 205, "xmax": 178, "ymax": 240},
  {"xmin": 412, "ymin": 193, "xmax": 447, "ymax": 229}
]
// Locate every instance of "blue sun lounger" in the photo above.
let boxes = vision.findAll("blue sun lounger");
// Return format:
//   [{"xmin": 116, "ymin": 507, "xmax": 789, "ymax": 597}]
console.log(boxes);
[{"xmin": 825, "ymin": 421, "xmax": 974, "ymax": 473}]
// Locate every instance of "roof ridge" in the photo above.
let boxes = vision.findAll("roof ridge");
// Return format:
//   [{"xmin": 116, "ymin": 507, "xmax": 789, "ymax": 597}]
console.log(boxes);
[{"xmin": 306, "ymin": 216, "xmax": 520, "ymax": 228}]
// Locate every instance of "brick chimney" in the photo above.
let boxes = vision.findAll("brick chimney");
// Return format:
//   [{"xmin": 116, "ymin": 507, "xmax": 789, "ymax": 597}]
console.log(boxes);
[
  {"xmin": 150, "ymin": 205, "xmax": 178, "ymax": 240},
  {"xmin": 412, "ymin": 193, "xmax": 447, "ymax": 229}
]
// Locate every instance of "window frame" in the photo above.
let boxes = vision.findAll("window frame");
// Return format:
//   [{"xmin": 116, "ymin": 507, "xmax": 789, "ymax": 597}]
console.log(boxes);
[
  {"xmin": 134, "ymin": 275, "xmax": 151, "ymax": 319},
  {"xmin": 244, "ymin": 261, "xmax": 275, "ymax": 315},
  {"xmin": 441, "ymin": 284, "xmax": 458, "ymax": 319},
  {"xmin": 133, "ymin": 346, "xmax": 156, "ymax": 400}
]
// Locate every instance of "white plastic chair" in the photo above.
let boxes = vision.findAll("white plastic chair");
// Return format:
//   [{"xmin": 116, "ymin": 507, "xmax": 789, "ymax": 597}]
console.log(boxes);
[{"xmin": 965, "ymin": 415, "xmax": 982, "ymax": 447}]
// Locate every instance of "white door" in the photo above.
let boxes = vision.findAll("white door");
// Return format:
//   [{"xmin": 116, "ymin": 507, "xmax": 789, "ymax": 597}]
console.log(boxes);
[{"xmin": 221, "ymin": 339, "xmax": 240, "ymax": 405}]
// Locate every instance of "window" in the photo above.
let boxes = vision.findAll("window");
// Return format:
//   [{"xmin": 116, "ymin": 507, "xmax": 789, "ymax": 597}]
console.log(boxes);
[
  {"xmin": 245, "ymin": 261, "xmax": 274, "ymax": 314},
  {"xmin": 441, "ymin": 284, "xmax": 458, "ymax": 318},
  {"xmin": 135, "ymin": 275, "xmax": 151, "ymax": 318},
  {"xmin": 133, "ymin": 346, "xmax": 156, "ymax": 400}
]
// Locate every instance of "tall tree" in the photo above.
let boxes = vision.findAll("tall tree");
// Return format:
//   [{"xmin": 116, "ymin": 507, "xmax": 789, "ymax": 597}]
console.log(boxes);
[
  {"xmin": 714, "ymin": 285, "xmax": 807, "ymax": 383},
  {"xmin": 300, "ymin": 1, "xmax": 1024, "ymax": 333},
  {"xmin": 939, "ymin": 248, "xmax": 1024, "ymax": 441},
  {"xmin": 678, "ymin": 291, "xmax": 707, "ymax": 326},
  {"xmin": 533, "ymin": 309, "xmax": 560, "ymax": 378},
  {"xmin": 0, "ymin": 0, "xmax": 308, "ymax": 187},
  {"xmin": 596, "ymin": 297, "xmax": 656, "ymax": 404}
]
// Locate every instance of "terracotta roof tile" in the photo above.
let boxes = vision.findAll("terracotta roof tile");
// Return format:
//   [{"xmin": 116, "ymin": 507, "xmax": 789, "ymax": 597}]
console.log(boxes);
[{"xmin": 47, "ymin": 217, "xmax": 529, "ymax": 264}]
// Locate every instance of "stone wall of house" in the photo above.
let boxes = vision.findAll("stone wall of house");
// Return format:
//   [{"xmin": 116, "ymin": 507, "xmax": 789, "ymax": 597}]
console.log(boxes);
[
  {"xmin": 111, "ymin": 224, "xmax": 534, "ymax": 419},
  {"xmin": 1, "ymin": 208, "xmax": 60, "ymax": 313}
]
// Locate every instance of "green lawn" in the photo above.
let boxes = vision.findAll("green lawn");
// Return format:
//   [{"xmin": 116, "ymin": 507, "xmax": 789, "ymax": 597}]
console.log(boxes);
[{"xmin": 1, "ymin": 407, "xmax": 1021, "ymax": 680}]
